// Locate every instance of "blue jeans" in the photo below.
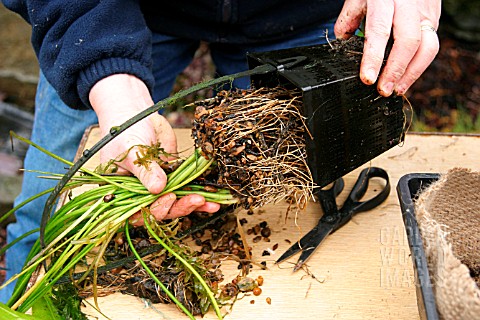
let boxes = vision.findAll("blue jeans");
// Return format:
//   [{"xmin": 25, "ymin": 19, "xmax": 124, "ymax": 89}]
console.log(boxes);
[{"xmin": 0, "ymin": 21, "xmax": 334, "ymax": 302}]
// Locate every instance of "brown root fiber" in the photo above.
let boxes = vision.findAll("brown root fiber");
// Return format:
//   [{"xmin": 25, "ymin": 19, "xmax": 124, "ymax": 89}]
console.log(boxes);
[{"xmin": 191, "ymin": 87, "xmax": 315, "ymax": 209}]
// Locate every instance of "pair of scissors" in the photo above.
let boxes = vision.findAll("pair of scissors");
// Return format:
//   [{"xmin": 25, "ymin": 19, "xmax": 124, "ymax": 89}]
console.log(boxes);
[{"xmin": 276, "ymin": 167, "xmax": 390, "ymax": 271}]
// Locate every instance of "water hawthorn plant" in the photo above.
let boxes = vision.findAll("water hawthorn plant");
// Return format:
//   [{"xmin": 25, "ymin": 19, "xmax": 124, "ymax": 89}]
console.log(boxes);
[
  {"xmin": 0, "ymin": 84, "xmax": 315, "ymax": 319},
  {"xmin": 0, "ymin": 67, "xmax": 266, "ymax": 319},
  {"xmin": 0, "ymin": 132, "xmax": 239, "ymax": 319}
]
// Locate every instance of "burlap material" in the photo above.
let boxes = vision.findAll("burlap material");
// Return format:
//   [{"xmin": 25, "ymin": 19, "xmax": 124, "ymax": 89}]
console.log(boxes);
[{"xmin": 415, "ymin": 168, "xmax": 480, "ymax": 320}]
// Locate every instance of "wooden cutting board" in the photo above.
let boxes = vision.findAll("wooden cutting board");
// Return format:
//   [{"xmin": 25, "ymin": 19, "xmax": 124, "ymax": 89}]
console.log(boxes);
[{"xmin": 74, "ymin": 127, "xmax": 480, "ymax": 320}]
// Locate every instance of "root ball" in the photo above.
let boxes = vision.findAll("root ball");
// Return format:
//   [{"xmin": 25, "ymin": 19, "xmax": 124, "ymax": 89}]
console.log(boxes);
[{"xmin": 191, "ymin": 87, "xmax": 315, "ymax": 209}]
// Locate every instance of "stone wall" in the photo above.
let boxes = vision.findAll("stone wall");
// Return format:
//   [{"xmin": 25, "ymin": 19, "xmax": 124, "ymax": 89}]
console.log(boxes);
[
  {"xmin": 0, "ymin": 3, "xmax": 38, "ymax": 111},
  {"xmin": 0, "ymin": 4, "xmax": 37, "ymax": 219}
]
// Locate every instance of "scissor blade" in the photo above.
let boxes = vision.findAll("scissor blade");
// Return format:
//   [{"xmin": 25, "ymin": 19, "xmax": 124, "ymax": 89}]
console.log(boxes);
[
  {"xmin": 276, "ymin": 221, "xmax": 334, "ymax": 266},
  {"xmin": 275, "ymin": 224, "xmax": 322, "ymax": 264},
  {"xmin": 275, "ymin": 241, "xmax": 302, "ymax": 264},
  {"xmin": 293, "ymin": 223, "xmax": 334, "ymax": 271}
]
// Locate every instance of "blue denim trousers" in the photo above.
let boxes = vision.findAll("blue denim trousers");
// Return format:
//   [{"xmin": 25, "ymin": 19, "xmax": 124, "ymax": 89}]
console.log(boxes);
[{"xmin": 1, "ymin": 21, "xmax": 334, "ymax": 302}]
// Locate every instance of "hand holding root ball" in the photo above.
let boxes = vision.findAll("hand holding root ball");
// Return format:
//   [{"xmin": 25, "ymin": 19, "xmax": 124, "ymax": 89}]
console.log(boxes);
[
  {"xmin": 89, "ymin": 74, "xmax": 220, "ymax": 224},
  {"xmin": 335, "ymin": 0, "xmax": 441, "ymax": 96}
]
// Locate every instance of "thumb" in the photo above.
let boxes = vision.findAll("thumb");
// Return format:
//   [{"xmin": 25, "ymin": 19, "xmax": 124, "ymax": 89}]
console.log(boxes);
[{"xmin": 123, "ymin": 150, "xmax": 168, "ymax": 194}]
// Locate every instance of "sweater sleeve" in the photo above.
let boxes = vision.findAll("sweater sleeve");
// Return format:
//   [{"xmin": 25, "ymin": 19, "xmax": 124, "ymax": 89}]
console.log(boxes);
[{"xmin": 2, "ymin": 0, "xmax": 154, "ymax": 110}]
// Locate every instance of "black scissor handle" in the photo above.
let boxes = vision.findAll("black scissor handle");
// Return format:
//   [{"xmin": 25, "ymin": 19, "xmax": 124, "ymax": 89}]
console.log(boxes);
[
  {"xmin": 342, "ymin": 167, "xmax": 390, "ymax": 215},
  {"xmin": 316, "ymin": 178, "xmax": 345, "ymax": 217}
]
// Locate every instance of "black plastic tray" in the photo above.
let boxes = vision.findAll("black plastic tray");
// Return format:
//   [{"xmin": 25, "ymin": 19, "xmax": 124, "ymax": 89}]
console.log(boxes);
[{"xmin": 396, "ymin": 173, "xmax": 440, "ymax": 320}]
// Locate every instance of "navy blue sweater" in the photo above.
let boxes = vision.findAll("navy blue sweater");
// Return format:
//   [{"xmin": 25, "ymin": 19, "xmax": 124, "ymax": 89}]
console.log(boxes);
[{"xmin": 2, "ymin": 0, "xmax": 342, "ymax": 110}]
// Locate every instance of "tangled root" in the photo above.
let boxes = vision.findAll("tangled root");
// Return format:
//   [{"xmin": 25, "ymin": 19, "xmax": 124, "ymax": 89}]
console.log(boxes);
[{"xmin": 191, "ymin": 87, "xmax": 315, "ymax": 209}]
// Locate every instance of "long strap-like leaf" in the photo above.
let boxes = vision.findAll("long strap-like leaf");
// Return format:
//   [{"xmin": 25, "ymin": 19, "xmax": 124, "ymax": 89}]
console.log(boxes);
[{"xmin": 39, "ymin": 64, "xmax": 276, "ymax": 251}]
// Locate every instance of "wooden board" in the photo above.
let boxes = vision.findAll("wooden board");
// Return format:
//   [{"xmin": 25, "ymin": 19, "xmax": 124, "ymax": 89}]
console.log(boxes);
[{"xmin": 76, "ymin": 127, "xmax": 480, "ymax": 320}]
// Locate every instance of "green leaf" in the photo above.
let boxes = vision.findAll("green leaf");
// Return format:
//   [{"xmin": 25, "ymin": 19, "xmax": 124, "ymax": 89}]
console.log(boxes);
[
  {"xmin": 0, "ymin": 302, "xmax": 35, "ymax": 320},
  {"xmin": 32, "ymin": 295, "xmax": 62, "ymax": 320}
]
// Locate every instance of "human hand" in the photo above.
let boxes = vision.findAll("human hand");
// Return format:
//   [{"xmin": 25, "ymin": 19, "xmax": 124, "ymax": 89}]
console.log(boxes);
[
  {"xmin": 89, "ymin": 74, "xmax": 220, "ymax": 224},
  {"xmin": 334, "ymin": 0, "xmax": 441, "ymax": 96}
]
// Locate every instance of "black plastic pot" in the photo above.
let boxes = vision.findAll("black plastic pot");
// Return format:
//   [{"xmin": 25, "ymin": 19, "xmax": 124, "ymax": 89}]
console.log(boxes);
[{"xmin": 247, "ymin": 41, "xmax": 405, "ymax": 187}]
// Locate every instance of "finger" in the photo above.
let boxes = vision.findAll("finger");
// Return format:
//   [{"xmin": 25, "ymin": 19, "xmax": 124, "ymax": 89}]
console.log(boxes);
[
  {"xmin": 121, "ymin": 148, "xmax": 168, "ymax": 194},
  {"xmin": 334, "ymin": 0, "xmax": 367, "ymax": 39},
  {"xmin": 394, "ymin": 23, "xmax": 439, "ymax": 95},
  {"xmin": 130, "ymin": 193, "xmax": 177, "ymax": 225},
  {"xmin": 194, "ymin": 202, "xmax": 221, "ymax": 214},
  {"xmin": 360, "ymin": 0, "xmax": 394, "ymax": 85},
  {"xmin": 377, "ymin": 0, "xmax": 421, "ymax": 96},
  {"xmin": 152, "ymin": 115, "xmax": 179, "ymax": 159},
  {"xmin": 166, "ymin": 194, "xmax": 211, "ymax": 219}
]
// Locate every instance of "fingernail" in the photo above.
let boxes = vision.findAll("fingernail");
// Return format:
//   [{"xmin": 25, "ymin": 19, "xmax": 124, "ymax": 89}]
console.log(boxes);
[
  {"xmin": 395, "ymin": 84, "xmax": 407, "ymax": 96},
  {"xmin": 381, "ymin": 82, "xmax": 394, "ymax": 95},
  {"xmin": 146, "ymin": 170, "xmax": 165, "ymax": 194},
  {"xmin": 365, "ymin": 69, "xmax": 377, "ymax": 84},
  {"xmin": 164, "ymin": 193, "xmax": 175, "ymax": 208}
]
